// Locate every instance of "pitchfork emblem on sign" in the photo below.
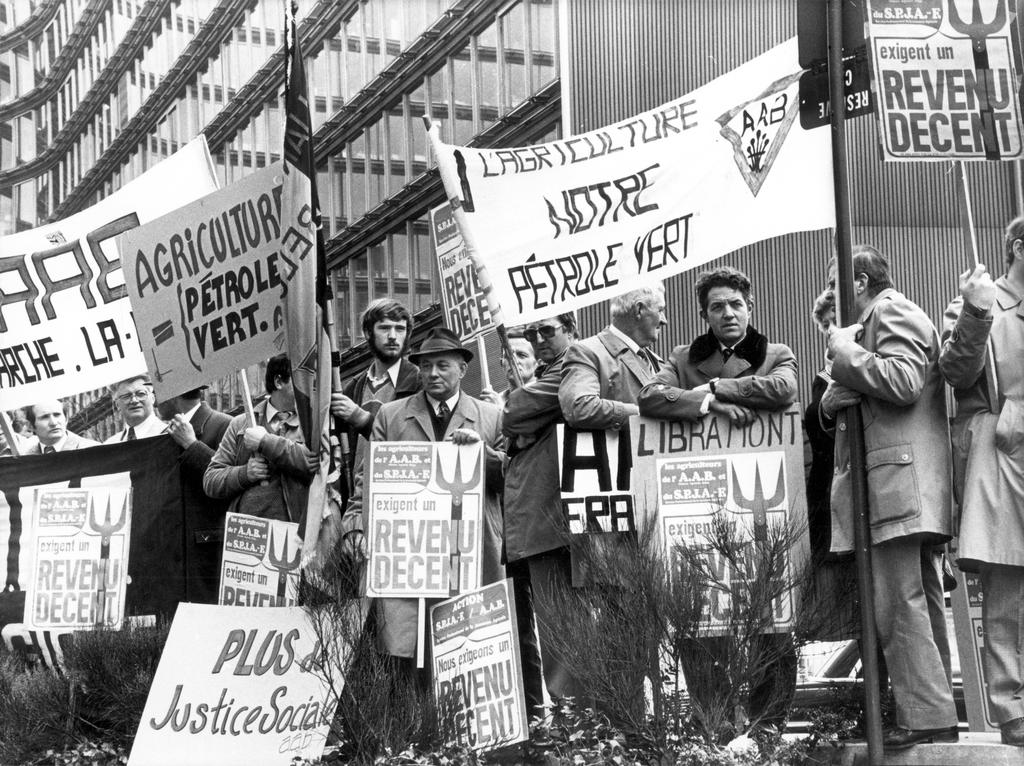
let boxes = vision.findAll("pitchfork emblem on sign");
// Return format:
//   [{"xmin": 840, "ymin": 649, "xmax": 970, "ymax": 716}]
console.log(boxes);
[
  {"xmin": 267, "ymin": 528, "xmax": 301, "ymax": 605},
  {"xmin": 730, "ymin": 461, "xmax": 785, "ymax": 542},
  {"xmin": 947, "ymin": 0, "xmax": 1007, "ymax": 159},
  {"xmin": 89, "ymin": 495, "xmax": 127, "ymax": 627},
  {"xmin": 433, "ymin": 446, "xmax": 481, "ymax": 596}
]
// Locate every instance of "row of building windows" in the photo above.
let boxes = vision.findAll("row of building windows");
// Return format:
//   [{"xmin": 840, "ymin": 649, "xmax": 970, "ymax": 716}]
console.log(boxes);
[{"xmin": 1, "ymin": 0, "xmax": 558, "ymax": 354}]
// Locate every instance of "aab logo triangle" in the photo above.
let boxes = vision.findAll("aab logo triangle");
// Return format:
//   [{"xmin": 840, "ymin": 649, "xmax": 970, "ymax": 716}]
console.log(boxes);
[{"xmin": 715, "ymin": 71, "xmax": 802, "ymax": 198}]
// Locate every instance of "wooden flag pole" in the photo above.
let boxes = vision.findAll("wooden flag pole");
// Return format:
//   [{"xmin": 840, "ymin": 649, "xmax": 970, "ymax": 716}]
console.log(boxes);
[
  {"xmin": 238, "ymin": 368, "xmax": 258, "ymax": 427},
  {"xmin": 424, "ymin": 117, "xmax": 522, "ymax": 390},
  {"xmin": 476, "ymin": 336, "xmax": 491, "ymax": 391}
]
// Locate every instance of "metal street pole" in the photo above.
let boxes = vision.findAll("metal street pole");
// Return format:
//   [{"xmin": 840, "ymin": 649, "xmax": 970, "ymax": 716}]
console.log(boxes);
[{"xmin": 827, "ymin": 1, "xmax": 883, "ymax": 761}]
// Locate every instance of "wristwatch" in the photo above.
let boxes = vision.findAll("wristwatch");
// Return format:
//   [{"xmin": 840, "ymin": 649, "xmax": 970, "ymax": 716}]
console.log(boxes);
[{"xmin": 708, "ymin": 377, "xmax": 720, "ymax": 396}]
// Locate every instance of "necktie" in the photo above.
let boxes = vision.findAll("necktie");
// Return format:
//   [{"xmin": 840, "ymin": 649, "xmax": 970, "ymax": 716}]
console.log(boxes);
[
  {"xmin": 43, "ymin": 445, "xmax": 56, "ymax": 454},
  {"xmin": 126, "ymin": 427, "xmax": 137, "ymax": 441},
  {"xmin": 721, "ymin": 347, "xmax": 734, "ymax": 362},
  {"xmin": 436, "ymin": 401, "xmax": 451, "ymax": 420}
]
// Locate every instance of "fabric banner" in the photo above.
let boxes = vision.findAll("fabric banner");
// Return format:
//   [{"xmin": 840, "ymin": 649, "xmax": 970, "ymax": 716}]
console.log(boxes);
[
  {"xmin": 428, "ymin": 37, "xmax": 834, "ymax": 324},
  {"xmin": 0, "ymin": 437, "xmax": 197, "ymax": 641},
  {"xmin": 119, "ymin": 164, "xmax": 287, "ymax": 400},
  {"xmin": 556, "ymin": 425, "xmax": 635, "ymax": 535},
  {"xmin": 430, "ymin": 578, "xmax": 528, "ymax": 751},
  {"xmin": 430, "ymin": 201, "xmax": 494, "ymax": 342},
  {"xmin": 24, "ymin": 486, "xmax": 132, "ymax": 630},
  {"xmin": 219, "ymin": 513, "xmax": 301, "ymax": 608},
  {"xmin": 867, "ymin": 0, "xmax": 1024, "ymax": 160},
  {"xmin": 128, "ymin": 603, "xmax": 336, "ymax": 766},
  {"xmin": 0, "ymin": 137, "xmax": 218, "ymax": 410},
  {"xmin": 630, "ymin": 406, "xmax": 809, "ymax": 634},
  {"xmin": 365, "ymin": 441, "xmax": 485, "ymax": 598}
]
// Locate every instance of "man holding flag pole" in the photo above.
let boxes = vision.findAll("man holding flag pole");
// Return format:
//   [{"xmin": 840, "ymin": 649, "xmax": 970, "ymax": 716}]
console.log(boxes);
[{"xmin": 279, "ymin": 0, "xmax": 341, "ymax": 566}]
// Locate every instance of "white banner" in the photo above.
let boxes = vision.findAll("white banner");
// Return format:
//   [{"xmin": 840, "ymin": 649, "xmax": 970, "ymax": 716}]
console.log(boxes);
[
  {"xmin": 867, "ymin": 0, "xmax": 1024, "ymax": 160},
  {"xmin": 129, "ymin": 604, "xmax": 336, "ymax": 766},
  {"xmin": 0, "ymin": 138, "xmax": 218, "ymax": 410},
  {"xmin": 429, "ymin": 38, "xmax": 834, "ymax": 324}
]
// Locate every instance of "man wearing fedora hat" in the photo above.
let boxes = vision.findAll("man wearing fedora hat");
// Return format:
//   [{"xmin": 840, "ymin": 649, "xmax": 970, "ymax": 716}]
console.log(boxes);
[{"xmin": 341, "ymin": 327, "xmax": 506, "ymax": 658}]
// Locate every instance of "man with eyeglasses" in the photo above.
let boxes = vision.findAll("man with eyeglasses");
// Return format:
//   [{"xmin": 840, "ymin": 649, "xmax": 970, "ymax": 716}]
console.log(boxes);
[
  {"xmin": 503, "ymin": 312, "xmax": 581, "ymax": 714},
  {"xmin": 104, "ymin": 375, "xmax": 166, "ymax": 443}
]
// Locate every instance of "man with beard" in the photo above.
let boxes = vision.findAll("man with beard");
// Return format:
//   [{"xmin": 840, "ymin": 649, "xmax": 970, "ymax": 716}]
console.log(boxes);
[{"xmin": 332, "ymin": 299, "xmax": 420, "ymax": 491}]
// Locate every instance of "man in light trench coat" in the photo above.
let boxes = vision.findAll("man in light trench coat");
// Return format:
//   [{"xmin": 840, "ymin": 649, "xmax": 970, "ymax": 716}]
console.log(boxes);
[
  {"xmin": 940, "ymin": 216, "xmax": 1024, "ymax": 746},
  {"xmin": 820, "ymin": 246, "xmax": 958, "ymax": 751}
]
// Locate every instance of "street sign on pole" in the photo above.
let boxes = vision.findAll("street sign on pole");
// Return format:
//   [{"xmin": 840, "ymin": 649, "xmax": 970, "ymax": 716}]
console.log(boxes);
[{"xmin": 799, "ymin": 53, "xmax": 873, "ymax": 128}]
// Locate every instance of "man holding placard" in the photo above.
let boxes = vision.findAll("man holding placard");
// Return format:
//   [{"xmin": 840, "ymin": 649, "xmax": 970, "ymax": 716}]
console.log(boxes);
[
  {"xmin": 341, "ymin": 328, "xmax": 505, "ymax": 659},
  {"xmin": 940, "ymin": 219, "xmax": 1024, "ymax": 746},
  {"xmin": 638, "ymin": 267, "xmax": 798, "ymax": 729},
  {"xmin": 823, "ymin": 247, "xmax": 957, "ymax": 751},
  {"xmin": 204, "ymin": 355, "xmax": 316, "ymax": 523}
]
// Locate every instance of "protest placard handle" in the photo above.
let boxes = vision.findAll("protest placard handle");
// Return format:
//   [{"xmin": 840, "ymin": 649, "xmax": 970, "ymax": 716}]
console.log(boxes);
[
  {"xmin": 0, "ymin": 411, "xmax": 21, "ymax": 457},
  {"xmin": 238, "ymin": 368, "xmax": 258, "ymax": 427},
  {"xmin": 424, "ymin": 118, "xmax": 523, "ymax": 390},
  {"xmin": 476, "ymin": 336, "xmax": 490, "ymax": 391},
  {"xmin": 953, "ymin": 160, "xmax": 1001, "ymax": 408},
  {"xmin": 416, "ymin": 598, "xmax": 426, "ymax": 668}
]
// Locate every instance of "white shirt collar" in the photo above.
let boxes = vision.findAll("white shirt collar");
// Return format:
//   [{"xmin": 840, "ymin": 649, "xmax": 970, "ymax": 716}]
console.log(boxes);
[
  {"xmin": 366, "ymin": 360, "xmax": 402, "ymax": 388},
  {"xmin": 42, "ymin": 434, "xmax": 67, "ymax": 452},
  {"xmin": 181, "ymin": 402, "xmax": 202, "ymax": 422},
  {"xmin": 608, "ymin": 324, "xmax": 641, "ymax": 354},
  {"xmin": 426, "ymin": 392, "xmax": 460, "ymax": 416},
  {"xmin": 125, "ymin": 413, "xmax": 166, "ymax": 439}
]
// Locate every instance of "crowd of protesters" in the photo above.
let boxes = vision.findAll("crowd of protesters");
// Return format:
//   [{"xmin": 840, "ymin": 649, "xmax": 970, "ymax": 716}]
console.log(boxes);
[{"xmin": 3, "ymin": 216, "xmax": 1024, "ymax": 751}]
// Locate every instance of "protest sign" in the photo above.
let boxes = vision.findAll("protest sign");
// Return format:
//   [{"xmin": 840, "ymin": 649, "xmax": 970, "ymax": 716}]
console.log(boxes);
[
  {"xmin": 365, "ymin": 441, "xmax": 485, "ymax": 598},
  {"xmin": 219, "ymin": 513, "xmax": 301, "ymax": 608},
  {"xmin": 428, "ymin": 38, "xmax": 834, "ymax": 324},
  {"xmin": 129, "ymin": 603, "xmax": 336, "ymax": 766},
  {"xmin": 23, "ymin": 486, "xmax": 132, "ymax": 630},
  {"xmin": 630, "ymin": 405, "xmax": 809, "ymax": 633},
  {"xmin": 0, "ymin": 138, "xmax": 218, "ymax": 410},
  {"xmin": 119, "ymin": 163, "xmax": 293, "ymax": 399},
  {"xmin": 556, "ymin": 425, "xmax": 635, "ymax": 535},
  {"xmin": 430, "ymin": 579, "xmax": 528, "ymax": 751},
  {"xmin": 867, "ymin": 0, "xmax": 1024, "ymax": 160},
  {"xmin": 0, "ymin": 438, "xmax": 203, "ymax": 644},
  {"xmin": 430, "ymin": 201, "xmax": 494, "ymax": 341}
]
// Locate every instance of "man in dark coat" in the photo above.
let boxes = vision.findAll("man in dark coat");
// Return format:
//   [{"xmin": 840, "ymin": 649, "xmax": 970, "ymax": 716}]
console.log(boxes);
[
  {"xmin": 638, "ymin": 267, "xmax": 798, "ymax": 731},
  {"xmin": 166, "ymin": 387, "xmax": 233, "ymax": 603}
]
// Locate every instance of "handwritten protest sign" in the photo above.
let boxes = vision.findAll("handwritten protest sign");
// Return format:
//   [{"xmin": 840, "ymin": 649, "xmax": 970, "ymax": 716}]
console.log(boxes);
[
  {"xmin": 428, "ymin": 38, "xmax": 834, "ymax": 324},
  {"xmin": 430, "ymin": 579, "xmax": 528, "ymax": 751},
  {"xmin": 119, "ymin": 163, "xmax": 296, "ymax": 399},
  {"xmin": 0, "ymin": 138, "xmax": 218, "ymax": 410},
  {"xmin": 556, "ymin": 426, "xmax": 635, "ymax": 535},
  {"xmin": 630, "ymin": 405, "xmax": 809, "ymax": 633},
  {"xmin": 129, "ymin": 604, "xmax": 336, "ymax": 766},
  {"xmin": 365, "ymin": 441, "xmax": 485, "ymax": 598},
  {"xmin": 430, "ymin": 202, "xmax": 493, "ymax": 341},
  {"xmin": 867, "ymin": 0, "xmax": 1024, "ymax": 160},
  {"xmin": 219, "ymin": 513, "xmax": 301, "ymax": 608},
  {"xmin": 24, "ymin": 486, "xmax": 132, "ymax": 630}
]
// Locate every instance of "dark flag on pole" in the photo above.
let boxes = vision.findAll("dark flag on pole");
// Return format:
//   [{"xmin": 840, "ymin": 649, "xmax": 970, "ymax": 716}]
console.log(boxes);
[{"xmin": 281, "ymin": 2, "xmax": 334, "ymax": 562}]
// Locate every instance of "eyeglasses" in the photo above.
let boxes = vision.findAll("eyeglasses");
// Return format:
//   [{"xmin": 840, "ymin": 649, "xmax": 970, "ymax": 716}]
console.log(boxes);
[
  {"xmin": 523, "ymin": 325, "xmax": 562, "ymax": 343},
  {"xmin": 116, "ymin": 390, "xmax": 150, "ymax": 404}
]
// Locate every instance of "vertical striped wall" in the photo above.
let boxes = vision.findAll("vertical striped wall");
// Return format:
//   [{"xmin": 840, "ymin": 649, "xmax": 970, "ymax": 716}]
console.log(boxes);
[{"xmin": 565, "ymin": 0, "xmax": 1022, "ymax": 404}]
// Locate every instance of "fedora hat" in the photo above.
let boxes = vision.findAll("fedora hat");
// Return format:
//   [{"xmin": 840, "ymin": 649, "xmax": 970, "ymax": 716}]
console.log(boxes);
[{"xmin": 408, "ymin": 328, "xmax": 474, "ymax": 364}]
